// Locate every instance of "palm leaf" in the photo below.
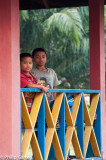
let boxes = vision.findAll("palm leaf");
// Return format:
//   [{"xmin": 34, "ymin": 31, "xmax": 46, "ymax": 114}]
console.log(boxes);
[{"xmin": 44, "ymin": 8, "xmax": 83, "ymax": 45}]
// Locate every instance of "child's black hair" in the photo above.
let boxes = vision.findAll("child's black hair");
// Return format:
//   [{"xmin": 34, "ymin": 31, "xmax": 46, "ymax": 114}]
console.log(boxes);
[
  {"xmin": 40, "ymin": 77, "xmax": 47, "ymax": 83},
  {"xmin": 20, "ymin": 53, "xmax": 32, "ymax": 62},
  {"xmin": 32, "ymin": 48, "xmax": 46, "ymax": 58}
]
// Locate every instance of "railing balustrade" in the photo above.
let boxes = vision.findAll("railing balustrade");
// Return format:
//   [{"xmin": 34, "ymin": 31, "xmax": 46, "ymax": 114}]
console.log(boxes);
[{"xmin": 20, "ymin": 88, "xmax": 102, "ymax": 160}]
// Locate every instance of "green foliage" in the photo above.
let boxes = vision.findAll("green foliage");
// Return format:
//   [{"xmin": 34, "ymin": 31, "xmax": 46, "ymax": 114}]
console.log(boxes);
[
  {"xmin": 104, "ymin": 6, "xmax": 106, "ymax": 27},
  {"xmin": 44, "ymin": 8, "xmax": 83, "ymax": 47},
  {"xmin": 20, "ymin": 7, "xmax": 90, "ymax": 89}
]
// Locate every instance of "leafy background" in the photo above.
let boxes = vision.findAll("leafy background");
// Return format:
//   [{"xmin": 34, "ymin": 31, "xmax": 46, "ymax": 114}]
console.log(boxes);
[{"xmin": 20, "ymin": 7, "xmax": 100, "ymax": 89}]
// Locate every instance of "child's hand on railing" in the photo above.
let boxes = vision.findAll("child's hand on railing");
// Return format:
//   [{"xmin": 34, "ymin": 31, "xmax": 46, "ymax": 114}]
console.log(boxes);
[
  {"xmin": 41, "ymin": 86, "xmax": 48, "ymax": 93},
  {"xmin": 36, "ymin": 79, "xmax": 41, "ymax": 85}
]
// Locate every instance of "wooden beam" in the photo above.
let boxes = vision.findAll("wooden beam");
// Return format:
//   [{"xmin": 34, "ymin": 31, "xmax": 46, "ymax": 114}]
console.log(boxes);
[{"xmin": 42, "ymin": 0, "xmax": 50, "ymax": 8}]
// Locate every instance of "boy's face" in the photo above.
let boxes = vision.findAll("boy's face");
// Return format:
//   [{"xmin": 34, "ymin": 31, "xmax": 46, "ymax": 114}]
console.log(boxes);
[
  {"xmin": 40, "ymin": 80, "xmax": 46, "ymax": 86},
  {"xmin": 20, "ymin": 57, "xmax": 33, "ymax": 73},
  {"xmin": 33, "ymin": 51, "xmax": 46, "ymax": 67}
]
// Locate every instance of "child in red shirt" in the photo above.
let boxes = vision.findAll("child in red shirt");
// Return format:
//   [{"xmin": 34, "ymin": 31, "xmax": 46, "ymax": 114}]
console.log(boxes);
[{"xmin": 20, "ymin": 53, "xmax": 48, "ymax": 112}]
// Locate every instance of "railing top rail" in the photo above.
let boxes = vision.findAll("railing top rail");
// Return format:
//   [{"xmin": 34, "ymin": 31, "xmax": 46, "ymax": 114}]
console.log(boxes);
[{"xmin": 20, "ymin": 88, "xmax": 100, "ymax": 93}]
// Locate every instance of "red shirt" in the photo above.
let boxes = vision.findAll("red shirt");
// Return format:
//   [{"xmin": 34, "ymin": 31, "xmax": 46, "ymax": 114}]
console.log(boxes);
[
  {"xmin": 21, "ymin": 71, "xmax": 38, "ymax": 88},
  {"xmin": 21, "ymin": 71, "xmax": 38, "ymax": 112}
]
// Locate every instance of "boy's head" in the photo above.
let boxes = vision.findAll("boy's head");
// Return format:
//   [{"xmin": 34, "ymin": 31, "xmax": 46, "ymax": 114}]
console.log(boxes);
[
  {"xmin": 46, "ymin": 83, "xmax": 51, "ymax": 89},
  {"xmin": 32, "ymin": 48, "xmax": 47, "ymax": 67},
  {"xmin": 40, "ymin": 77, "xmax": 47, "ymax": 86},
  {"xmin": 20, "ymin": 53, "xmax": 33, "ymax": 73}
]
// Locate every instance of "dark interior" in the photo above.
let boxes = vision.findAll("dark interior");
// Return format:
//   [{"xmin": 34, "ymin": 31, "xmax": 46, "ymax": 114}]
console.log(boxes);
[{"xmin": 19, "ymin": 0, "xmax": 90, "ymax": 10}]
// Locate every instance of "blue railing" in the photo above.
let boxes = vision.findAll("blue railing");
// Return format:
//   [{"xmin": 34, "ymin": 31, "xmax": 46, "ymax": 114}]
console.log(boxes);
[{"xmin": 20, "ymin": 88, "xmax": 102, "ymax": 160}]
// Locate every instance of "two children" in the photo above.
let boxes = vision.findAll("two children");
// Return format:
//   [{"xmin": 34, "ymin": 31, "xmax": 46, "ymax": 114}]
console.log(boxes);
[
  {"xmin": 20, "ymin": 50, "xmax": 71, "ymax": 160},
  {"xmin": 20, "ymin": 52, "xmax": 48, "ymax": 112}
]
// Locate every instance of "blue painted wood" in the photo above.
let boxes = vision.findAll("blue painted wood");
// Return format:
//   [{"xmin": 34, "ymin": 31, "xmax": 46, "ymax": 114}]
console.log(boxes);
[
  {"xmin": 20, "ymin": 89, "xmax": 101, "ymax": 160},
  {"xmin": 48, "ymin": 144, "xmax": 55, "ymax": 160},
  {"xmin": 77, "ymin": 93, "xmax": 84, "ymax": 157},
  {"xmin": 86, "ymin": 141, "xmax": 94, "ymax": 158},
  {"xmin": 94, "ymin": 95, "xmax": 102, "ymax": 155},
  {"xmin": 22, "ymin": 128, "xmax": 38, "ymax": 132},
  {"xmin": 37, "ymin": 94, "xmax": 45, "ymax": 159},
  {"xmin": 58, "ymin": 94, "xmax": 65, "ymax": 158},
  {"xmin": 67, "ymin": 158, "xmax": 102, "ymax": 160},
  {"xmin": 68, "ymin": 158, "xmax": 102, "ymax": 160},
  {"xmin": 83, "ymin": 158, "xmax": 102, "ymax": 160},
  {"xmin": 20, "ymin": 92, "xmax": 22, "ymax": 157},
  {"xmin": 21, "ymin": 88, "xmax": 100, "ymax": 94},
  {"xmin": 21, "ymin": 88, "xmax": 42, "ymax": 92}
]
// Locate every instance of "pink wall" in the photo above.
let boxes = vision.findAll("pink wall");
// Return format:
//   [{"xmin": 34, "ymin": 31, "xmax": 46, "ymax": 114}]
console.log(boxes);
[
  {"xmin": 0, "ymin": 0, "xmax": 105, "ymax": 158},
  {"xmin": 0, "ymin": 0, "xmax": 20, "ymax": 158},
  {"xmin": 89, "ymin": 0, "xmax": 106, "ymax": 158}
]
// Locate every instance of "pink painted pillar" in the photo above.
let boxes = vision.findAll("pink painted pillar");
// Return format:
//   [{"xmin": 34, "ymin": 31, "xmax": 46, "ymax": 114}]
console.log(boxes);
[
  {"xmin": 0, "ymin": 0, "xmax": 20, "ymax": 158},
  {"xmin": 89, "ymin": 0, "xmax": 106, "ymax": 158}
]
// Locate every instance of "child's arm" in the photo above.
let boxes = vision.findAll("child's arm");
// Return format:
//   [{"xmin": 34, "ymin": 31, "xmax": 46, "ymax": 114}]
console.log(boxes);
[
  {"xmin": 26, "ymin": 83, "xmax": 48, "ymax": 93},
  {"xmin": 53, "ymin": 86, "xmax": 57, "ymax": 99},
  {"xmin": 36, "ymin": 79, "xmax": 41, "ymax": 85}
]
